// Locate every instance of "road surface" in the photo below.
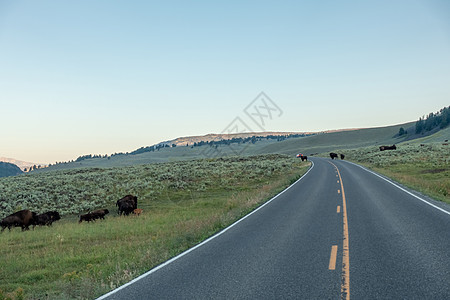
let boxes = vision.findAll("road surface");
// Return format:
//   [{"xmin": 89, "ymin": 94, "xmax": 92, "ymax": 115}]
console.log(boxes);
[{"xmin": 98, "ymin": 157, "xmax": 450, "ymax": 299}]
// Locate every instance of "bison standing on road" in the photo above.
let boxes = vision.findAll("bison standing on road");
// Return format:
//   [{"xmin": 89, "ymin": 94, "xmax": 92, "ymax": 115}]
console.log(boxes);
[
  {"xmin": 340, "ymin": 154, "xmax": 345, "ymax": 160},
  {"xmin": 1, "ymin": 210, "xmax": 37, "ymax": 232},
  {"xmin": 330, "ymin": 153, "xmax": 338, "ymax": 160},
  {"xmin": 301, "ymin": 155, "xmax": 308, "ymax": 161}
]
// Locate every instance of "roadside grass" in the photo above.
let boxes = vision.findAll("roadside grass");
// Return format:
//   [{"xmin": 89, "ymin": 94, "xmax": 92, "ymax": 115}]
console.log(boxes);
[
  {"xmin": 0, "ymin": 155, "xmax": 310, "ymax": 299},
  {"xmin": 340, "ymin": 143, "xmax": 450, "ymax": 204}
]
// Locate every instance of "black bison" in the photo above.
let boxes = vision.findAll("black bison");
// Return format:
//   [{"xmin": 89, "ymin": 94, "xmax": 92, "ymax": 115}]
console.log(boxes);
[
  {"xmin": 79, "ymin": 213, "xmax": 95, "ymax": 223},
  {"xmin": 340, "ymin": 154, "xmax": 345, "ymax": 160},
  {"xmin": 118, "ymin": 201, "xmax": 134, "ymax": 216},
  {"xmin": 379, "ymin": 144, "xmax": 396, "ymax": 151},
  {"xmin": 33, "ymin": 211, "xmax": 61, "ymax": 228},
  {"xmin": 300, "ymin": 155, "xmax": 308, "ymax": 161},
  {"xmin": 91, "ymin": 209, "xmax": 109, "ymax": 220},
  {"xmin": 1, "ymin": 209, "xmax": 37, "ymax": 232},
  {"xmin": 116, "ymin": 195, "xmax": 138, "ymax": 216},
  {"xmin": 330, "ymin": 153, "xmax": 338, "ymax": 160},
  {"xmin": 79, "ymin": 209, "xmax": 109, "ymax": 223}
]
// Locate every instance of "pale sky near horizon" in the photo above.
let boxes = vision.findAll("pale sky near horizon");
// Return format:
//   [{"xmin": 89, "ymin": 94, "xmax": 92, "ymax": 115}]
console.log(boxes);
[{"xmin": 1, "ymin": 0, "xmax": 449, "ymax": 164}]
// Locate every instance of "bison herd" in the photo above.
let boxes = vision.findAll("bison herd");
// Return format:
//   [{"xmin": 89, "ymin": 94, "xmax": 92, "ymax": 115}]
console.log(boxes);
[
  {"xmin": 1, "ymin": 194, "xmax": 141, "ymax": 232},
  {"xmin": 329, "ymin": 153, "xmax": 345, "ymax": 160}
]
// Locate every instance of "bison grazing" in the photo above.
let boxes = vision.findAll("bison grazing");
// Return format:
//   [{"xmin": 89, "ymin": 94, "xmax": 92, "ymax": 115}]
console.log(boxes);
[
  {"xmin": 1, "ymin": 209, "xmax": 37, "ymax": 232},
  {"xmin": 116, "ymin": 195, "xmax": 138, "ymax": 216},
  {"xmin": 330, "ymin": 153, "xmax": 338, "ymax": 160},
  {"xmin": 379, "ymin": 144, "xmax": 396, "ymax": 151}
]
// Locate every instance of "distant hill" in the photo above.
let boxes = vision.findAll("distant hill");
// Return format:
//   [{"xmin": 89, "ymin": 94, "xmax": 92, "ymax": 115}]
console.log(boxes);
[
  {"xmin": 32, "ymin": 117, "xmax": 450, "ymax": 173},
  {"xmin": 0, "ymin": 162, "xmax": 23, "ymax": 178},
  {"xmin": 160, "ymin": 132, "xmax": 317, "ymax": 147},
  {"xmin": 36, "ymin": 123, "xmax": 415, "ymax": 172},
  {"xmin": 0, "ymin": 157, "xmax": 47, "ymax": 171}
]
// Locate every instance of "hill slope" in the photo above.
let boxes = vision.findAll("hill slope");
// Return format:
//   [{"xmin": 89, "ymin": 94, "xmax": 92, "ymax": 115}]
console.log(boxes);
[
  {"xmin": 256, "ymin": 122, "xmax": 417, "ymax": 156},
  {"xmin": 0, "ymin": 162, "xmax": 23, "ymax": 177},
  {"xmin": 35, "ymin": 121, "xmax": 450, "ymax": 173},
  {"xmin": 0, "ymin": 157, "xmax": 47, "ymax": 171}
]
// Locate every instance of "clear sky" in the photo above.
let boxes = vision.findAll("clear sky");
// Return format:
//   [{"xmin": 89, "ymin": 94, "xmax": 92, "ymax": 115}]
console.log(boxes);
[{"xmin": 1, "ymin": 0, "xmax": 449, "ymax": 164}]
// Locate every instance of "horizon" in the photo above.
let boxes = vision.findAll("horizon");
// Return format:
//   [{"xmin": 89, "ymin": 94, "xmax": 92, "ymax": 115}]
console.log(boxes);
[
  {"xmin": 2, "ymin": 120, "xmax": 417, "ymax": 165},
  {"xmin": 1, "ymin": 1, "xmax": 449, "ymax": 163}
]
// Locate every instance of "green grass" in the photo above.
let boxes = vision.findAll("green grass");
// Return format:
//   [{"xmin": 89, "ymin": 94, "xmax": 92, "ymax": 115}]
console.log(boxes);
[
  {"xmin": 0, "ymin": 154, "xmax": 310, "ymax": 299},
  {"xmin": 340, "ymin": 143, "xmax": 450, "ymax": 204}
]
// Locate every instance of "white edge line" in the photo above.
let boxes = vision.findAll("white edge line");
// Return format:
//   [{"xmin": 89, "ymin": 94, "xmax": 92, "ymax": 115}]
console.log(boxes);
[
  {"xmin": 96, "ymin": 161, "xmax": 315, "ymax": 299},
  {"xmin": 345, "ymin": 160, "xmax": 450, "ymax": 216}
]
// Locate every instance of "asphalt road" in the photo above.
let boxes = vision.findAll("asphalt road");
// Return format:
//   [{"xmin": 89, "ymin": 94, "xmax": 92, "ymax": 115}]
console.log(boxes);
[{"xmin": 98, "ymin": 157, "xmax": 450, "ymax": 299}]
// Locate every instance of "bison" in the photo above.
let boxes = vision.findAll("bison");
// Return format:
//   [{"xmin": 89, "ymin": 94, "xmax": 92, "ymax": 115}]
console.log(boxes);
[
  {"xmin": 300, "ymin": 155, "xmax": 308, "ymax": 161},
  {"xmin": 34, "ymin": 211, "xmax": 61, "ymax": 228},
  {"xmin": 379, "ymin": 144, "xmax": 396, "ymax": 151},
  {"xmin": 330, "ymin": 153, "xmax": 338, "ymax": 160},
  {"xmin": 118, "ymin": 201, "xmax": 134, "ymax": 216},
  {"xmin": 133, "ymin": 208, "xmax": 143, "ymax": 216},
  {"xmin": 1, "ymin": 210, "xmax": 37, "ymax": 232},
  {"xmin": 116, "ymin": 195, "xmax": 138, "ymax": 216},
  {"xmin": 91, "ymin": 209, "xmax": 109, "ymax": 220},
  {"xmin": 79, "ymin": 213, "xmax": 95, "ymax": 223},
  {"xmin": 340, "ymin": 154, "xmax": 345, "ymax": 160}
]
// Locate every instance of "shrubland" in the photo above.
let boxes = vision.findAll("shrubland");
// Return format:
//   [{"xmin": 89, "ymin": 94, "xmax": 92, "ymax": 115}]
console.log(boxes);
[{"xmin": 0, "ymin": 154, "xmax": 309, "ymax": 299}]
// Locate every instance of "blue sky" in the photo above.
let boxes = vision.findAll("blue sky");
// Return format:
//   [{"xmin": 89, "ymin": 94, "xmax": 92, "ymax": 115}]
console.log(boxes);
[{"xmin": 1, "ymin": 0, "xmax": 449, "ymax": 163}]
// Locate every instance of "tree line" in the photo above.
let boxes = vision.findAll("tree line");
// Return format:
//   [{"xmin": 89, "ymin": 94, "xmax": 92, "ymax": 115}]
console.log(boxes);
[{"xmin": 415, "ymin": 106, "xmax": 450, "ymax": 134}]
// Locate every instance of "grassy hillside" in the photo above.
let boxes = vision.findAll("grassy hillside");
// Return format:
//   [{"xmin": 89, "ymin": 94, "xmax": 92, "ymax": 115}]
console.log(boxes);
[
  {"xmin": 0, "ymin": 155, "xmax": 309, "ymax": 299},
  {"xmin": 37, "ymin": 138, "xmax": 290, "ymax": 172},
  {"xmin": 256, "ymin": 122, "xmax": 416, "ymax": 156},
  {"xmin": 35, "ymin": 122, "xmax": 422, "ymax": 172},
  {"xmin": 405, "ymin": 126, "xmax": 450, "ymax": 144}
]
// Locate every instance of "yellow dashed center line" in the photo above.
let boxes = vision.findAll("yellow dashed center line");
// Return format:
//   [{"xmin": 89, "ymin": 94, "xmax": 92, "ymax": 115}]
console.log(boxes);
[
  {"xmin": 329, "ymin": 245, "xmax": 338, "ymax": 270},
  {"xmin": 329, "ymin": 162, "xmax": 350, "ymax": 300}
]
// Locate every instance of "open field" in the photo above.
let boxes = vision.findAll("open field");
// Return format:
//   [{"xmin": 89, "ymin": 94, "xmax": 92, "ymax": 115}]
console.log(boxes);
[
  {"xmin": 0, "ymin": 155, "xmax": 309, "ymax": 299},
  {"xmin": 339, "ymin": 143, "xmax": 450, "ymax": 204}
]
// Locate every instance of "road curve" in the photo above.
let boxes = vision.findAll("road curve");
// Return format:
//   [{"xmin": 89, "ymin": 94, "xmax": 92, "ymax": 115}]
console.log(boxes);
[{"xmin": 98, "ymin": 157, "xmax": 450, "ymax": 299}]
